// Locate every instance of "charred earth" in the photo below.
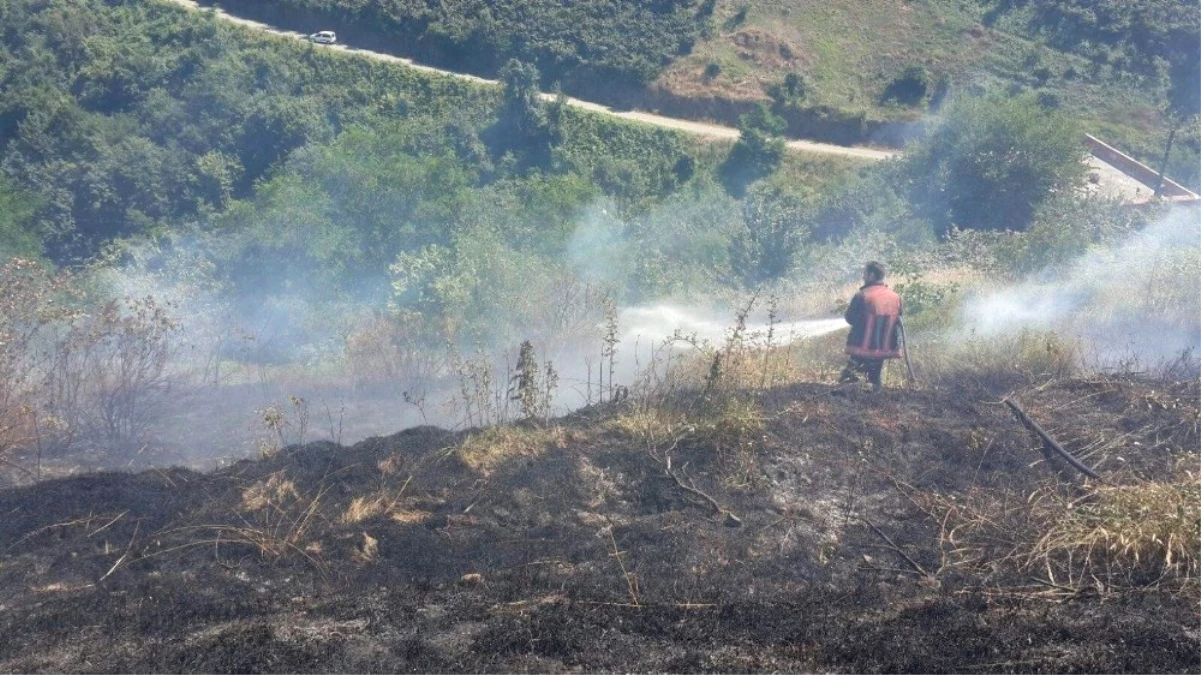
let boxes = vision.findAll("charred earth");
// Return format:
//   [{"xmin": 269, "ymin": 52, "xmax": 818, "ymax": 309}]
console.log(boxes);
[{"xmin": 0, "ymin": 376, "xmax": 1197, "ymax": 673}]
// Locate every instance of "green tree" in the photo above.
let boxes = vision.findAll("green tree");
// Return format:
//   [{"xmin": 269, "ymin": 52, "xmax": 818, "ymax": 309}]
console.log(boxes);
[
  {"xmin": 882, "ymin": 65, "xmax": 930, "ymax": 106},
  {"xmin": 0, "ymin": 178, "xmax": 44, "ymax": 260},
  {"xmin": 720, "ymin": 103, "xmax": 786, "ymax": 196},
  {"xmin": 904, "ymin": 93, "xmax": 1086, "ymax": 235},
  {"xmin": 729, "ymin": 184, "xmax": 809, "ymax": 286},
  {"xmin": 767, "ymin": 72, "xmax": 807, "ymax": 108},
  {"xmin": 486, "ymin": 59, "xmax": 557, "ymax": 170},
  {"xmin": 1155, "ymin": 50, "xmax": 1201, "ymax": 195}
]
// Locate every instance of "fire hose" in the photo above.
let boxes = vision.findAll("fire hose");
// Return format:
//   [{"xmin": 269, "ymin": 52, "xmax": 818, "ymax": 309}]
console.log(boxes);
[{"xmin": 898, "ymin": 317, "xmax": 917, "ymax": 387}]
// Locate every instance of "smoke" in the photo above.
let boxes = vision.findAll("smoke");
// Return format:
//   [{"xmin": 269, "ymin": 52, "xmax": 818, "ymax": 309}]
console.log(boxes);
[
  {"xmin": 7, "ymin": 132, "xmax": 835, "ymax": 483},
  {"xmin": 567, "ymin": 204, "xmax": 630, "ymax": 286},
  {"xmin": 958, "ymin": 207, "xmax": 1201, "ymax": 363}
]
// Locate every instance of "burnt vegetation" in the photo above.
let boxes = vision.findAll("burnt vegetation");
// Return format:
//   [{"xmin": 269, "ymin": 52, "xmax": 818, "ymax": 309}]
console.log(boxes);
[{"xmin": 0, "ymin": 371, "xmax": 1197, "ymax": 672}]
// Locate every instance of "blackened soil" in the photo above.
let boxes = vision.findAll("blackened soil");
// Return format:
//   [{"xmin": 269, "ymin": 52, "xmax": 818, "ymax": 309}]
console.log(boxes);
[{"xmin": 0, "ymin": 378, "xmax": 1197, "ymax": 673}]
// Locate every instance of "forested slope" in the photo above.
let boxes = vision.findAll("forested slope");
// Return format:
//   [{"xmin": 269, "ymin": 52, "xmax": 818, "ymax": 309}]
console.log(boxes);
[
  {"xmin": 195, "ymin": 0, "xmax": 713, "ymax": 94},
  {"xmin": 0, "ymin": 0, "xmax": 735, "ymax": 264},
  {"xmin": 170, "ymin": 0, "xmax": 1200, "ymax": 187}
]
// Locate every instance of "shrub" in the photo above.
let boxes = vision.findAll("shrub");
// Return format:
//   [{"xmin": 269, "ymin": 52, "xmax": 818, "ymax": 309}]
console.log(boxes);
[
  {"xmin": 50, "ymin": 296, "xmax": 181, "ymax": 452},
  {"xmin": 882, "ymin": 65, "xmax": 931, "ymax": 106},
  {"xmin": 767, "ymin": 72, "xmax": 807, "ymax": 107},
  {"xmin": 720, "ymin": 104, "xmax": 787, "ymax": 196},
  {"xmin": 0, "ymin": 260, "xmax": 81, "ymax": 477},
  {"xmin": 729, "ymin": 185, "xmax": 810, "ymax": 286},
  {"xmin": 902, "ymin": 93, "xmax": 1087, "ymax": 235},
  {"xmin": 0, "ymin": 260, "xmax": 183, "ymax": 477}
]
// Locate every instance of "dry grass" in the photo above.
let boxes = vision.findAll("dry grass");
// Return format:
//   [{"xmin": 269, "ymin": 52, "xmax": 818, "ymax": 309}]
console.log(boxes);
[
  {"xmin": 608, "ymin": 392, "xmax": 767, "ymax": 492},
  {"xmin": 353, "ymin": 532, "xmax": 379, "ymax": 563},
  {"xmin": 341, "ymin": 496, "xmax": 386, "ymax": 525},
  {"xmin": 240, "ymin": 471, "xmax": 301, "ymax": 512},
  {"xmin": 1029, "ymin": 472, "xmax": 1201, "ymax": 584},
  {"xmin": 390, "ymin": 509, "xmax": 431, "ymax": 525},
  {"xmin": 916, "ymin": 330, "xmax": 1083, "ymax": 392},
  {"xmin": 220, "ymin": 469, "xmax": 328, "ymax": 565},
  {"xmin": 918, "ymin": 462, "xmax": 1201, "ymax": 594},
  {"xmin": 453, "ymin": 425, "xmax": 568, "ymax": 475}
]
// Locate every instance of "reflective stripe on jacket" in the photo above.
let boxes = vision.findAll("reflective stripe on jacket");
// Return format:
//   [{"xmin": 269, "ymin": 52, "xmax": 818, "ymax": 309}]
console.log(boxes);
[{"xmin": 845, "ymin": 283, "xmax": 903, "ymax": 359}]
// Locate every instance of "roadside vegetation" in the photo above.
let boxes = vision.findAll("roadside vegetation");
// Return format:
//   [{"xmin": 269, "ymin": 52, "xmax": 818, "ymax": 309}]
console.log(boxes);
[
  {"xmin": 203, "ymin": 0, "xmax": 714, "ymax": 95},
  {"xmin": 650, "ymin": 0, "xmax": 1200, "ymax": 187}
]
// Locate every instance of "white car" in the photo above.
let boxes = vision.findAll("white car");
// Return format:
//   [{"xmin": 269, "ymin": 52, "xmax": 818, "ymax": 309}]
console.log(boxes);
[{"xmin": 308, "ymin": 31, "xmax": 337, "ymax": 44}]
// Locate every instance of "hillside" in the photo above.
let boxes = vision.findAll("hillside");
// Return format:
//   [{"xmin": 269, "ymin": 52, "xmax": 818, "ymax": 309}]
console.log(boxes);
[
  {"xmin": 0, "ymin": 0, "xmax": 720, "ymax": 262},
  {"xmin": 180, "ymin": 0, "xmax": 1201, "ymax": 188},
  {"xmin": 656, "ymin": 0, "xmax": 1198, "ymax": 185},
  {"xmin": 0, "ymin": 374, "xmax": 1196, "ymax": 672}
]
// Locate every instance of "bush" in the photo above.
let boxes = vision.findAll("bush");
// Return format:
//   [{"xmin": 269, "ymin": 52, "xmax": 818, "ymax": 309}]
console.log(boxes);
[
  {"xmin": 729, "ymin": 185, "xmax": 810, "ymax": 287},
  {"xmin": 0, "ymin": 179, "xmax": 44, "ymax": 260},
  {"xmin": 720, "ymin": 104, "xmax": 787, "ymax": 196},
  {"xmin": 881, "ymin": 65, "xmax": 931, "ymax": 106},
  {"xmin": 0, "ymin": 260, "xmax": 184, "ymax": 478},
  {"xmin": 902, "ymin": 93, "xmax": 1087, "ymax": 235},
  {"xmin": 767, "ymin": 72, "xmax": 807, "ymax": 108}
]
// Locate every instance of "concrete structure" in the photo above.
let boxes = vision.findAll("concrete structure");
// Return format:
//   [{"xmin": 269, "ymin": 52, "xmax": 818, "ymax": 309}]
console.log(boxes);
[{"xmin": 1083, "ymin": 134, "xmax": 1200, "ymax": 206}]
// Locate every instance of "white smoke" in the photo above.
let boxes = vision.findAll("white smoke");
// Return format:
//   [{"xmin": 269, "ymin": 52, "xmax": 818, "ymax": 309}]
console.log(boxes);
[{"xmin": 959, "ymin": 207, "xmax": 1201, "ymax": 362}]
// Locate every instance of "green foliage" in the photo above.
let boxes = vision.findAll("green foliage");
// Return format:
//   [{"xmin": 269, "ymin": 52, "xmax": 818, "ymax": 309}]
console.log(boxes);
[
  {"xmin": 767, "ymin": 72, "xmax": 807, "ymax": 108},
  {"xmin": 1166, "ymin": 50, "xmax": 1201, "ymax": 122},
  {"xmin": 889, "ymin": 270, "xmax": 960, "ymax": 331},
  {"xmin": 0, "ymin": 0, "xmax": 713, "ymax": 277},
  {"xmin": 982, "ymin": 0, "xmax": 1199, "ymax": 78},
  {"xmin": 213, "ymin": 0, "xmax": 709, "ymax": 91},
  {"xmin": 0, "ymin": 178, "xmax": 44, "ymax": 260},
  {"xmin": 1000, "ymin": 194, "xmax": 1147, "ymax": 276},
  {"xmin": 903, "ymin": 93, "xmax": 1087, "ymax": 235},
  {"xmin": 0, "ymin": 0, "xmax": 497, "ymax": 259},
  {"xmin": 729, "ymin": 185, "xmax": 810, "ymax": 287},
  {"xmin": 720, "ymin": 104, "xmax": 787, "ymax": 197},
  {"xmin": 485, "ymin": 60, "xmax": 559, "ymax": 172},
  {"xmin": 808, "ymin": 162, "xmax": 932, "ymax": 244},
  {"xmin": 882, "ymin": 65, "xmax": 931, "ymax": 106}
]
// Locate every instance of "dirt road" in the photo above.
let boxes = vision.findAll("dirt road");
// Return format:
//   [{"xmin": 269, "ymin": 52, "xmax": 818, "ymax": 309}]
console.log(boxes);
[{"xmin": 157, "ymin": 0, "xmax": 896, "ymax": 161}]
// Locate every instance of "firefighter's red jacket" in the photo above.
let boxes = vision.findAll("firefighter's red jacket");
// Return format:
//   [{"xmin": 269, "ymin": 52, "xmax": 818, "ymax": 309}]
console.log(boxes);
[{"xmin": 844, "ymin": 282, "xmax": 903, "ymax": 359}]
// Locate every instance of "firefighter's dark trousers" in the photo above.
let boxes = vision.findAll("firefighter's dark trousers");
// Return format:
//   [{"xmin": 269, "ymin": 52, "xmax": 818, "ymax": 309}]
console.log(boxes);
[{"xmin": 840, "ymin": 357, "xmax": 884, "ymax": 390}]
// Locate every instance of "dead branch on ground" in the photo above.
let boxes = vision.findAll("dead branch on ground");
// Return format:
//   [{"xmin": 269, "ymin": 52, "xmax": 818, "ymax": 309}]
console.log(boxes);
[
  {"xmin": 646, "ymin": 431, "xmax": 741, "ymax": 527},
  {"xmin": 1004, "ymin": 398, "xmax": 1105, "ymax": 482},
  {"xmin": 861, "ymin": 517, "xmax": 931, "ymax": 578}
]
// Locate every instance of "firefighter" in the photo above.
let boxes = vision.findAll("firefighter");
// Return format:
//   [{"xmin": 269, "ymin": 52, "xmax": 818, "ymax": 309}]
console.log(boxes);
[{"xmin": 840, "ymin": 261, "xmax": 903, "ymax": 392}]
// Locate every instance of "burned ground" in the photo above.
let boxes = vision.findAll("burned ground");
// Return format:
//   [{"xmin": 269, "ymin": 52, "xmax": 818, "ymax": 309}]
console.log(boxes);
[{"xmin": 0, "ymin": 377, "xmax": 1197, "ymax": 672}]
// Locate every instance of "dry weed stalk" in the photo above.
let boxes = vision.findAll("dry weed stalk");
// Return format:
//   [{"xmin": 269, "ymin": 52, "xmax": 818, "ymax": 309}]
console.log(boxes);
[
  {"xmin": 600, "ymin": 295, "xmax": 619, "ymax": 404},
  {"xmin": 603, "ymin": 523, "xmax": 641, "ymax": 607},
  {"xmin": 254, "ymin": 394, "xmax": 311, "ymax": 456},
  {"xmin": 509, "ymin": 340, "xmax": 558, "ymax": 423}
]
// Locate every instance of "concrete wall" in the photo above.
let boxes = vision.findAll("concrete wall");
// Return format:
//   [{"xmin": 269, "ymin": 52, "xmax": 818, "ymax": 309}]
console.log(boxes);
[{"xmin": 1084, "ymin": 135, "xmax": 1199, "ymax": 203}]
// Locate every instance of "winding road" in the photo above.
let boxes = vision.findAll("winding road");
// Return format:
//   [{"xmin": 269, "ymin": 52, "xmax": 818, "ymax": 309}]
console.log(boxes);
[
  {"xmin": 156, "ymin": 0, "xmax": 1168, "ymax": 204},
  {"xmin": 158, "ymin": 0, "xmax": 897, "ymax": 161}
]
